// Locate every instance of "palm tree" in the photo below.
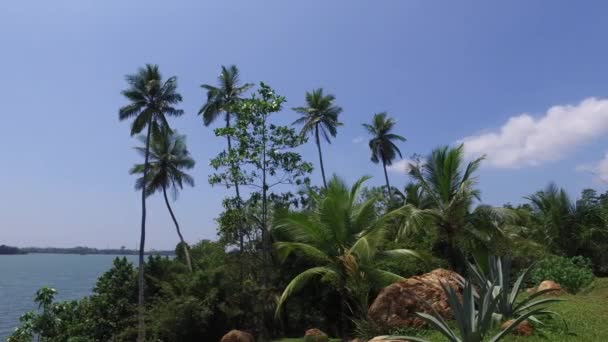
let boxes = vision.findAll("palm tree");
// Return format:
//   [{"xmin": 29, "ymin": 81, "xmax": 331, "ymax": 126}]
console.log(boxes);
[
  {"xmin": 526, "ymin": 183, "xmax": 607, "ymax": 257},
  {"xmin": 363, "ymin": 112, "xmax": 406, "ymax": 196},
  {"xmin": 408, "ymin": 144, "xmax": 483, "ymax": 272},
  {"xmin": 119, "ymin": 64, "xmax": 183, "ymax": 342},
  {"xmin": 130, "ymin": 126, "xmax": 195, "ymax": 272},
  {"xmin": 274, "ymin": 175, "xmax": 423, "ymax": 339},
  {"xmin": 292, "ymin": 88, "xmax": 343, "ymax": 189},
  {"xmin": 199, "ymin": 65, "xmax": 252, "ymax": 258}
]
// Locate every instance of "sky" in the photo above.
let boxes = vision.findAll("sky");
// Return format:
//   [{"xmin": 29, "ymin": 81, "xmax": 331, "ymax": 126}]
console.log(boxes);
[{"xmin": 2, "ymin": 1, "xmax": 608, "ymax": 249}]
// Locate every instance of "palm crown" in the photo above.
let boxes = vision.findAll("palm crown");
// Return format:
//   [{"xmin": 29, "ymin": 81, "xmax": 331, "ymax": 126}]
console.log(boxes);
[
  {"xmin": 199, "ymin": 65, "xmax": 253, "ymax": 126},
  {"xmin": 119, "ymin": 64, "xmax": 184, "ymax": 135},
  {"xmin": 292, "ymin": 88, "xmax": 343, "ymax": 142},
  {"xmin": 130, "ymin": 126, "xmax": 195, "ymax": 197},
  {"xmin": 273, "ymin": 175, "xmax": 422, "ymax": 321},
  {"xmin": 363, "ymin": 112, "xmax": 406, "ymax": 165}
]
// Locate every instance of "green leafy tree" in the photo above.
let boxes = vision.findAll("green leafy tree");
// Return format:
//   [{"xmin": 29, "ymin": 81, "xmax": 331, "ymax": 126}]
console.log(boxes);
[
  {"xmin": 292, "ymin": 88, "xmax": 343, "ymax": 189},
  {"xmin": 130, "ymin": 126, "xmax": 195, "ymax": 272},
  {"xmin": 209, "ymin": 83, "xmax": 313, "ymax": 337},
  {"xmin": 363, "ymin": 112, "xmax": 406, "ymax": 196},
  {"xmin": 274, "ymin": 175, "xmax": 423, "ymax": 339},
  {"xmin": 118, "ymin": 64, "xmax": 183, "ymax": 341}
]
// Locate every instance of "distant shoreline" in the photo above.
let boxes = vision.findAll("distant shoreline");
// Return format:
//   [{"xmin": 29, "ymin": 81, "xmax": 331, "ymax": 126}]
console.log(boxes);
[{"xmin": 0, "ymin": 245, "xmax": 174, "ymax": 256}]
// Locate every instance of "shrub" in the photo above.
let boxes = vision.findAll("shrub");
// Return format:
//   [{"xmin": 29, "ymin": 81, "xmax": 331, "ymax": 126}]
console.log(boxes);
[{"xmin": 530, "ymin": 256, "xmax": 595, "ymax": 293}]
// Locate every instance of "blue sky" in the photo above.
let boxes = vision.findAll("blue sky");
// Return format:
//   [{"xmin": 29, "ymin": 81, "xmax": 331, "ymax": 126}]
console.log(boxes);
[{"xmin": 2, "ymin": 1, "xmax": 608, "ymax": 249}]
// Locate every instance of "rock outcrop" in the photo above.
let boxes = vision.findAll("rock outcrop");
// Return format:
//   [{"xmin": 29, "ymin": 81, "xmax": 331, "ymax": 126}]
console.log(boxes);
[{"xmin": 368, "ymin": 268, "xmax": 464, "ymax": 329}]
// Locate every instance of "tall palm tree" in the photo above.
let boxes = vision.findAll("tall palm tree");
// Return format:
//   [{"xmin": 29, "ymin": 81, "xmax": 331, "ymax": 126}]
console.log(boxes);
[
  {"xmin": 130, "ymin": 126, "xmax": 195, "ymax": 272},
  {"xmin": 363, "ymin": 112, "xmax": 406, "ymax": 196},
  {"xmin": 274, "ymin": 175, "xmax": 422, "ymax": 339},
  {"xmin": 199, "ymin": 65, "xmax": 252, "ymax": 258},
  {"xmin": 119, "ymin": 64, "xmax": 183, "ymax": 341},
  {"xmin": 408, "ymin": 144, "xmax": 483, "ymax": 272},
  {"xmin": 292, "ymin": 88, "xmax": 343, "ymax": 189}
]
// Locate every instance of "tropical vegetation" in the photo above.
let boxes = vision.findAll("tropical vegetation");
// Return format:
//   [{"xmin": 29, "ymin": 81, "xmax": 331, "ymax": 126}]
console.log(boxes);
[{"xmin": 10, "ymin": 64, "xmax": 608, "ymax": 342}]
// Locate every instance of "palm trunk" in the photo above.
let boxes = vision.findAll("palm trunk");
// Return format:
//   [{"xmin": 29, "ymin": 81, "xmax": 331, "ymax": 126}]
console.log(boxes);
[
  {"xmin": 339, "ymin": 288, "xmax": 348, "ymax": 341},
  {"xmin": 162, "ymin": 185, "xmax": 192, "ymax": 272},
  {"xmin": 137, "ymin": 119, "xmax": 153, "ymax": 342},
  {"xmin": 315, "ymin": 124, "xmax": 328, "ymax": 189},
  {"xmin": 382, "ymin": 158, "xmax": 391, "ymax": 197}
]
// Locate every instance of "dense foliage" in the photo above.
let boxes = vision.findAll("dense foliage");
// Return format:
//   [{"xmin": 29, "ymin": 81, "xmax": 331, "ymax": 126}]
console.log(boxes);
[
  {"xmin": 11, "ymin": 64, "xmax": 608, "ymax": 341},
  {"xmin": 529, "ymin": 256, "xmax": 596, "ymax": 293}
]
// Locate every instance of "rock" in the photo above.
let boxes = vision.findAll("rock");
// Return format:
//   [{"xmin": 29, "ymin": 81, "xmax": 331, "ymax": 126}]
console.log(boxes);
[
  {"xmin": 219, "ymin": 329, "xmax": 255, "ymax": 342},
  {"xmin": 500, "ymin": 319, "xmax": 534, "ymax": 336},
  {"xmin": 537, "ymin": 280, "xmax": 563, "ymax": 295},
  {"xmin": 368, "ymin": 268, "xmax": 464, "ymax": 329},
  {"xmin": 303, "ymin": 328, "xmax": 329, "ymax": 342}
]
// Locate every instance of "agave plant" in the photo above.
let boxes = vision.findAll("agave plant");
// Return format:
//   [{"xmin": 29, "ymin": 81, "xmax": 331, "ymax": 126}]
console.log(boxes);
[
  {"xmin": 386, "ymin": 279, "xmax": 547, "ymax": 342},
  {"xmin": 468, "ymin": 256, "xmax": 562, "ymax": 321}
]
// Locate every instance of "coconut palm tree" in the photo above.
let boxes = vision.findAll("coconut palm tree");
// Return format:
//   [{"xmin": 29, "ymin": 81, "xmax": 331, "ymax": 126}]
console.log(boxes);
[
  {"xmin": 199, "ymin": 65, "xmax": 252, "ymax": 257},
  {"xmin": 119, "ymin": 64, "xmax": 183, "ymax": 342},
  {"xmin": 408, "ymin": 144, "xmax": 483, "ymax": 272},
  {"xmin": 274, "ymin": 175, "xmax": 423, "ymax": 339},
  {"xmin": 292, "ymin": 88, "xmax": 343, "ymax": 189},
  {"xmin": 130, "ymin": 126, "xmax": 195, "ymax": 272},
  {"xmin": 363, "ymin": 112, "xmax": 406, "ymax": 196}
]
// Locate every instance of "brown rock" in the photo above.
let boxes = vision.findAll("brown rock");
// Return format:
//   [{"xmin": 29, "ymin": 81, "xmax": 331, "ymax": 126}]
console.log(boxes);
[
  {"xmin": 368, "ymin": 268, "xmax": 464, "ymax": 330},
  {"xmin": 537, "ymin": 280, "xmax": 563, "ymax": 295},
  {"xmin": 500, "ymin": 319, "xmax": 534, "ymax": 336},
  {"xmin": 303, "ymin": 328, "xmax": 329, "ymax": 342},
  {"xmin": 219, "ymin": 329, "xmax": 255, "ymax": 342}
]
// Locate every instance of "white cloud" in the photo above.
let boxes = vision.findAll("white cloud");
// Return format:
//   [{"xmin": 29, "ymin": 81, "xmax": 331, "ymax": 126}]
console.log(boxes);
[
  {"xmin": 576, "ymin": 154, "xmax": 608, "ymax": 183},
  {"xmin": 387, "ymin": 159, "xmax": 415, "ymax": 174},
  {"xmin": 460, "ymin": 97, "xmax": 608, "ymax": 168},
  {"xmin": 352, "ymin": 136, "xmax": 365, "ymax": 144}
]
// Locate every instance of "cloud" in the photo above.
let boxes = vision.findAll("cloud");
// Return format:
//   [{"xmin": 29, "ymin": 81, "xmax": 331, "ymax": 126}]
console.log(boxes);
[
  {"xmin": 577, "ymin": 154, "xmax": 608, "ymax": 183},
  {"xmin": 387, "ymin": 159, "xmax": 415, "ymax": 174},
  {"xmin": 460, "ymin": 97, "xmax": 608, "ymax": 168},
  {"xmin": 352, "ymin": 136, "xmax": 365, "ymax": 144}
]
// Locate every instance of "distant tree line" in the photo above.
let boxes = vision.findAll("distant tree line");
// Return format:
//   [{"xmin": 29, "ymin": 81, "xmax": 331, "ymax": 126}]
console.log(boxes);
[
  {"xmin": 0, "ymin": 244, "xmax": 27, "ymax": 255},
  {"xmin": 17, "ymin": 246, "xmax": 174, "ymax": 256}
]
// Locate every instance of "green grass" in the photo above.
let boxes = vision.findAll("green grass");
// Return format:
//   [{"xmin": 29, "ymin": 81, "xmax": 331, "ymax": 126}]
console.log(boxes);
[
  {"xmin": 417, "ymin": 277, "xmax": 608, "ymax": 341},
  {"xmin": 274, "ymin": 278, "xmax": 608, "ymax": 342}
]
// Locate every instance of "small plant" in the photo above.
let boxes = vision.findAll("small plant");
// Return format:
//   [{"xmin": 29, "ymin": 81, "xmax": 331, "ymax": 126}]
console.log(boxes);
[
  {"xmin": 468, "ymin": 256, "xmax": 562, "ymax": 321},
  {"xmin": 529, "ymin": 255, "xmax": 595, "ymax": 293},
  {"xmin": 385, "ymin": 279, "xmax": 546, "ymax": 342}
]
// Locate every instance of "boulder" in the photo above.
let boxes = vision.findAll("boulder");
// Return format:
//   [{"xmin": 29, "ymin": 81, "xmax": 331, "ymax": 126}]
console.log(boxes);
[
  {"xmin": 537, "ymin": 280, "xmax": 563, "ymax": 295},
  {"xmin": 303, "ymin": 328, "xmax": 329, "ymax": 342},
  {"xmin": 368, "ymin": 268, "xmax": 464, "ymax": 329},
  {"xmin": 219, "ymin": 330, "xmax": 255, "ymax": 342},
  {"xmin": 500, "ymin": 319, "xmax": 534, "ymax": 336}
]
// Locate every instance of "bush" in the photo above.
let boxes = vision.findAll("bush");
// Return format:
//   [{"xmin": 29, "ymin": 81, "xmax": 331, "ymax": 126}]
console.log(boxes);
[{"xmin": 530, "ymin": 256, "xmax": 595, "ymax": 293}]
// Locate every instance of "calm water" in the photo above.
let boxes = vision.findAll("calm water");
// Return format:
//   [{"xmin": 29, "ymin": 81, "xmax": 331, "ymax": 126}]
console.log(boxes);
[{"xmin": 0, "ymin": 254, "xmax": 138, "ymax": 339}]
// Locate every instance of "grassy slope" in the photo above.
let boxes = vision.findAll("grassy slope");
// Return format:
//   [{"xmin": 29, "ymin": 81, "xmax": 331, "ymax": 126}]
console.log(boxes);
[
  {"xmin": 419, "ymin": 277, "xmax": 608, "ymax": 341},
  {"xmin": 274, "ymin": 278, "xmax": 608, "ymax": 342}
]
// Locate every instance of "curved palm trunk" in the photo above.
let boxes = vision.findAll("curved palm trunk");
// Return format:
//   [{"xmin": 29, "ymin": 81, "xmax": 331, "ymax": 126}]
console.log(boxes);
[
  {"xmin": 137, "ymin": 120, "xmax": 153, "ymax": 342},
  {"xmin": 382, "ymin": 158, "xmax": 391, "ymax": 197},
  {"xmin": 162, "ymin": 185, "xmax": 193, "ymax": 272},
  {"xmin": 315, "ymin": 124, "xmax": 328, "ymax": 189}
]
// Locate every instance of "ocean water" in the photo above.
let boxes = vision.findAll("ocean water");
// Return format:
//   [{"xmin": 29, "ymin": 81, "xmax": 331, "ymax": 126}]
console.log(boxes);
[{"xmin": 0, "ymin": 254, "xmax": 138, "ymax": 340}]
